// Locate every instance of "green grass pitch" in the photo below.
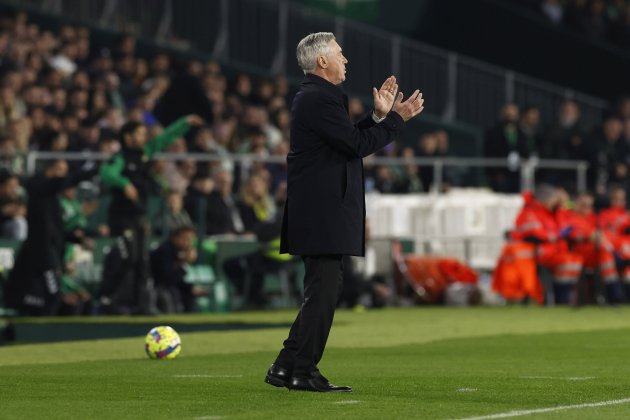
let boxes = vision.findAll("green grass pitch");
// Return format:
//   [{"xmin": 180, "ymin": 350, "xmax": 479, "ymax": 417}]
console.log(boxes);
[{"xmin": 2, "ymin": 307, "xmax": 630, "ymax": 419}]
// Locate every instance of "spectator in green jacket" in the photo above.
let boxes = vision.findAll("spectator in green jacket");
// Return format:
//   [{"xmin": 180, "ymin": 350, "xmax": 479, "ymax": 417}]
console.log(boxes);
[{"xmin": 98, "ymin": 114, "xmax": 203, "ymax": 315}]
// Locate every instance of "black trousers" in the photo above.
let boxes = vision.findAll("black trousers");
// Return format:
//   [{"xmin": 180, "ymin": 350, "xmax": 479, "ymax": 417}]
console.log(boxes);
[
  {"xmin": 274, "ymin": 255, "xmax": 343, "ymax": 377},
  {"xmin": 101, "ymin": 219, "xmax": 150, "ymax": 314}
]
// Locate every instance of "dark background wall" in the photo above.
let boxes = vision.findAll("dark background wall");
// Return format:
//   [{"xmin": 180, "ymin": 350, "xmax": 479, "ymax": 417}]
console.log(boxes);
[{"xmin": 298, "ymin": 0, "xmax": 630, "ymax": 103}]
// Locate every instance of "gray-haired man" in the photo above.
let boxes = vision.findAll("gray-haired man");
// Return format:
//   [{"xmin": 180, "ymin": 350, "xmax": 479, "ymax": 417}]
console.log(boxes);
[{"xmin": 264, "ymin": 32, "xmax": 424, "ymax": 392}]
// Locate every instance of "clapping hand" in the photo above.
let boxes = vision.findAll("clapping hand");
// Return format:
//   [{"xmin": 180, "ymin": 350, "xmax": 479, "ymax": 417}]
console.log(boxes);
[
  {"xmin": 392, "ymin": 89, "xmax": 425, "ymax": 122},
  {"xmin": 372, "ymin": 76, "xmax": 398, "ymax": 119}
]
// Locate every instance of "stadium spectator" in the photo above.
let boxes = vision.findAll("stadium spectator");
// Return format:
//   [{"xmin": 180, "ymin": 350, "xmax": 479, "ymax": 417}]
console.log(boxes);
[
  {"xmin": 150, "ymin": 225, "xmax": 206, "ymax": 313},
  {"xmin": 206, "ymin": 168, "xmax": 243, "ymax": 236},
  {"xmin": 155, "ymin": 189, "xmax": 193, "ymax": 238},
  {"xmin": 519, "ymin": 106, "xmax": 541, "ymax": 158},
  {"xmin": 485, "ymin": 103, "xmax": 527, "ymax": 193},
  {"xmin": 540, "ymin": 100, "xmax": 588, "ymax": 188},
  {"xmin": 184, "ymin": 170, "xmax": 214, "ymax": 231},
  {"xmin": 223, "ymin": 174, "xmax": 296, "ymax": 307},
  {"xmin": 166, "ymin": 159, "xmax": 197, "ymax": 195},
  {"xmin": 154, "ymin": 70, "xmax": 214, "ymax": 126},
  {"xmin": 266, "ymin": 141, "xmax": 289, "ymax": 193},
  {"xmin": 593, "ymin": 116, "xmax": 625, "ymax": 193},
  {"xmin": 348, "ymin": 97, "xmax": 366, "ymax": 123},
  {"xmin": 98, "ymin": 114, "xmax": 203, "ymax": 315},
  {"xmin": 57, "ymin": 183, "xmax": 107, "ymax": 316},
  {"xmin": 0, "ymin": 170, "xmax": 26, "ymax": 240}
]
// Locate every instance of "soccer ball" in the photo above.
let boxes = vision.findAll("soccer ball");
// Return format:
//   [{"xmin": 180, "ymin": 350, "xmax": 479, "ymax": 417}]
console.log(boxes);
[{"xmin": 145, "ymin": 326, "xmax": 182, "ymax": 360}]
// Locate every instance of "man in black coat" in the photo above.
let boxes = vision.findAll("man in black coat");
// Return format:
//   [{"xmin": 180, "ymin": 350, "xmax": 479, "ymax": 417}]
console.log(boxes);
[
  {"xmin": 4, "ymin": 160, "xmax": 96, "ymax": 315},
  {"xmin": 264, "ymin": 32, "xmax": 425, "ymax": 392}
]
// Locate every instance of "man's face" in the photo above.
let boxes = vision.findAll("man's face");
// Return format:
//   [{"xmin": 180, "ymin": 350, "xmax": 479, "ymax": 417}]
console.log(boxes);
[
  {"xmin": 575, "ymin": 195, "xmax": 593, "ymax": 215},
  {"xmin": 322, "ymin": 40, "xmax": 348, "ymax": 85},
  {"xmin": 127, "ymin": 125, "xmax": 148, "ymax": 149},
  {"xmin": 216, "ymin": 172, "xmax": 233, "ymax": 195},
  {"xmin": 2, "ymin": 177, "xmax": 19, "ymax": 198},
  {"xmin": 46, "ymin": 160, "xmax": 68, "ymax": 178},
  {"xmin": 173, "ymin": 231, "xmax": 195, "ymax": 251},
  {"xmin": 611, "ymin": 190, "xmax": 626, "ymax": 208}
]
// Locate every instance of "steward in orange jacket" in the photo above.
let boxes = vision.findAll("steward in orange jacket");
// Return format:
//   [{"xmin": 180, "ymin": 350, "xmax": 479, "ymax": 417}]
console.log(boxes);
[
  {"xmin": 598, "ymin": 186, "xmax": 630, "ymax": 286},
  {"xmin": 557, "ymin": 192, "xmax": 623, "ymax": 302},
  {"xmin": 510, "ymin": 186, "xmax": 583, "ymax": 303},
  {"xmin": 492, "ymin": 240, "xmax": 542, "ymax": 304}
]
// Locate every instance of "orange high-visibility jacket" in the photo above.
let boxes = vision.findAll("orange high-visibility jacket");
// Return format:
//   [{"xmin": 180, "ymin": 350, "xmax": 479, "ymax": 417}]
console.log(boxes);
[
  {"xmin": 492, "ymin": 241, "xmax": 542, "ymax": 304},
  {"xmin": 511, "ymin": 197, "xmax": 566, "ymax": 255},
  {"xmin": 558, "ymin": 208, "xmax": 614, "ymax": 251},
  {"xmin": 599, "ymin": 207, "xmax": 630, "ymax": 244}
]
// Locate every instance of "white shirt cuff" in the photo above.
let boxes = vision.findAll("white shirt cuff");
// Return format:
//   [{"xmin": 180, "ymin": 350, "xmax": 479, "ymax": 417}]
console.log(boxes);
[{"xmin": 372, "ymin": 111, "xmax": 386, "ymax": 123}]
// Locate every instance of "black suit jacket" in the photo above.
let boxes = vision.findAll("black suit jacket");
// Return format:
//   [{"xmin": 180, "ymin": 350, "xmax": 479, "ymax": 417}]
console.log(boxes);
[
  {"xmin": 280, "ymin": 73, "xmax": 405, "ymax": 256},
  {"xmin": 205, "ymin": 191, "xmax": 240, "ymax": 236}
]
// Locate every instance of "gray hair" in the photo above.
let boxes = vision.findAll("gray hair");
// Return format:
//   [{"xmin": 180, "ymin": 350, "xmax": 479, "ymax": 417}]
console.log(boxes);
[{"xmin": 296, "ymin": 32, "xmax": 335, "ymax": 75}]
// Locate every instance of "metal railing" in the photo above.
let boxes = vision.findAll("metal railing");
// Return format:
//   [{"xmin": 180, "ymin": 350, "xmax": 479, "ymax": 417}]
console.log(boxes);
[
  {"xmin": 25, "ymin": 151, "xmax": 589, "ymax": 193},
  {"xmin": 3, "ymin": 0, "xmax": 609, "ymax": 132}
]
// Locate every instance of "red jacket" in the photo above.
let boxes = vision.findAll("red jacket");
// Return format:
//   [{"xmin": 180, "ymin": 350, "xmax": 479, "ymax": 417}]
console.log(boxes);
[
  {"xmin": 512, "ymin": 197, "xmax": 566, "ymax": 255},
  {"xmin": 557, "ymin": 208, "xmax": 595, "ymax": 242},
  {"xmin": 598, "ymin": 207, "xmax": 630, "ymax": 238},
  {"xmin": 558, "ymin": 208, "xmax": 614, "ymax": 251}
]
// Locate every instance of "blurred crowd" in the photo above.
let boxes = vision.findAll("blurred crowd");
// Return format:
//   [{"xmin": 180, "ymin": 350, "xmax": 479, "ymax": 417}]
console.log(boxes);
[
  {"xmin": 0, "ymin": 11, "xmax": 301, "ymax": 314},
  {"xmin": 0, "ymin": 11, "xmax": 406, "ymax": 315},
  {"xmin": 540, "ymin": 0, "xmax": 630, "ymax": 46},
  {"xmin": 485, "ymin": 99, "xmax": 630, "ymax": 196},
  {"xmin": 1, "ymin": 8, "xmax": 630, "ymax": 315}
]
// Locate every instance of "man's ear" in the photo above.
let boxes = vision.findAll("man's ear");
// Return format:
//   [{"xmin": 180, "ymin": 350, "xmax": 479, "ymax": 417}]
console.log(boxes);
[{"xmin": 318, "ymin": 56, "xmax": 328, "ymax": 69}]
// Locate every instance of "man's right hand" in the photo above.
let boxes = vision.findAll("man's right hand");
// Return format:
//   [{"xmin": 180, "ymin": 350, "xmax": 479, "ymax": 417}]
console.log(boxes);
[
  {"xmin": 124, "ymin": 183, "xmax": 139, "ymax": 202},
  {"xmin": 392, "ymin": 90, "xmax": 424, "ymax": 122}
]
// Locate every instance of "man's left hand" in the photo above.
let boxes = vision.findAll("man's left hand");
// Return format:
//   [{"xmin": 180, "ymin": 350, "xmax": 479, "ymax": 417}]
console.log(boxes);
[{"xmin": 373, "ymin": 76, "xmax": 398, "ymax": 119}]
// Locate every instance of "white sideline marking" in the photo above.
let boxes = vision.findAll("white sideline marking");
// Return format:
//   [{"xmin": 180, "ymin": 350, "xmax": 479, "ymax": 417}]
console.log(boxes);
[
  {"xmin": 457, "ymin": 388, "xmax": 478, "ymax": 392},
  {"xmin": 520, "ymin": 376, "xmax": 595, "ymax": 381},
  {"xmin": 454, "ymin": 396, "xmax": 630, "ymax": 420},
  {"xmin": 334, "ymin": 400, "xmax": 361, "ymax": 405},
  {"xmin": 194, "ymin": 416, "xmax": 225, "ymax": 420},
  {"xmin": 174, "ymin": 374, "xmax": 243, "ymax": 378}
]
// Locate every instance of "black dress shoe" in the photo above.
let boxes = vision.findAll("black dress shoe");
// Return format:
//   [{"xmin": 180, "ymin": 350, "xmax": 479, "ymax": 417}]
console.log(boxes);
[
  {"xmin": 310, "ymin": 369, "xmax": 353, "ymax": 392},
  {"xmin": 288, "ymin": 371, "xmax": 352, "ymax": 393},
  {"xmin": 264, "ymin": 364, "xmax": 292, "ymax": 388}
]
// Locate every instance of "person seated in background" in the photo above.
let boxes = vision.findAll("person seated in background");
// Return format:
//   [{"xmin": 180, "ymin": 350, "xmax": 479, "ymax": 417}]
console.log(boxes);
[
  {"xmin": 154, "ymin": 189, "xmax": 193, "ymax": 238},
  {"xmin": 150, "ymin": 225, "xmax": 206, "ymax": 313},
  {"xmin": 556, "ymin": 191, "xmax": 623, "ymax": 303},
  {"xmin": 0, "ymin": 170, "xmax": 27, "ymax": 240},
  {"xmin": 57, "ymin": 182, "xmax": 109, "ymax": 315},
  {"xmin": 223, "ymin": 174, "xmax": 296, "ymax": 307},
  {"xmin": 598, "ymin": 185, "xmax": 630, "ymax": 294},
  {"xmin": 510, "ymin": 185, "xmax": 584, "ymax": 304},
  {"xmin": 205, "ymin": 168, "xmax": 244, "ymax": 236},
  {"xmin": 184, "ymin": 170, "xmax": 214, "ymax": 229},
  {"xmin": 58, "ymin": 247, "xmax": 92, "ymax": 316}
]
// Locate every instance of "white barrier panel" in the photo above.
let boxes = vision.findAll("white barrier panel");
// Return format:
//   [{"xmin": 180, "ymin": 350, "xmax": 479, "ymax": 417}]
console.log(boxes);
[{"xmin": 366, "ymin": 189, "xmax": 524, "ymax": 270}]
